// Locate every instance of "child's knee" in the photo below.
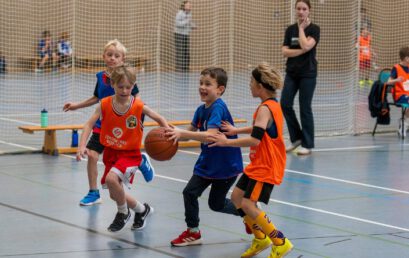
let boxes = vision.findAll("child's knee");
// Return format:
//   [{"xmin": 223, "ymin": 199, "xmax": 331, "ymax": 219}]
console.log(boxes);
[
  {"xmin": 182, "ymin": 187, "xmax": 199, "ymax": 199},
  {"xmin": 208, "ymin": 199, "xmax": 224, "ymax": 212},
  {"xmin": 231, "ymin": 188, "xmax": 242, "ymax": 207},
  {"xmin": 241, "ymin": 199, "xmax": 256, "ymax": 214},
  {"xmin": 105, "ymin": 172, "xmax": 118, "ymax": 187},
  {"xmin": 87, "ymin": 150, "xmax": 100, "ymax": 163}
]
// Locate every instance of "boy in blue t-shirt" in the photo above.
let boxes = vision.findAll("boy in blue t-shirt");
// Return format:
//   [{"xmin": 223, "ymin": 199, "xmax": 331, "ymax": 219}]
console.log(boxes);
[
  {"xmin": 37, "ymin": 30, "xmax": 58, "ymax": 72},
  {"xmin": 165, "ymin": 67, "xmax": 243, "ymax": 247},
  {"xmin": 63, "ymin": 40, "xmax": 155, "ymax": 207},
  {"xmin": 57, "ymin": 32, "xmax": 73, "ymax": 68}
]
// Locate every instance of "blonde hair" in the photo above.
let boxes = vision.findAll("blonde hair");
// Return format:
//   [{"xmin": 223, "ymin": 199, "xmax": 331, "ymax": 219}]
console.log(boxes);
[
  {"xmin": 110, "ymin": 64, "xmax": 136, "ymax": 86},
  {"xmin": 103, "ymin": 39, "xmax": 127, "ymax": 56},
  {"xmin": 252, "ymin": 62, "xmax": 283, "ymax": 91}
]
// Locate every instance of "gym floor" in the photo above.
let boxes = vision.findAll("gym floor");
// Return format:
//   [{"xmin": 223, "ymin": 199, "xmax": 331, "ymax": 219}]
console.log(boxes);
[{"xmin": 0, "ymin": 133, "xmax": 408, "ymax": 258}]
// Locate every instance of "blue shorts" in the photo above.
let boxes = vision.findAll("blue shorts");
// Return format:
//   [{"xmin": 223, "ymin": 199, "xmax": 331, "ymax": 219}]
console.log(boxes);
[{"xmin": 396, "ymin": 95, "xmax": 409, "ymax": 105}]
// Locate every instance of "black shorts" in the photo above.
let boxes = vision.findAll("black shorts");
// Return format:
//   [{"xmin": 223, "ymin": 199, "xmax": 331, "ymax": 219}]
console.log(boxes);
[
  {"xmin": 235, "ymin": 173, "xmax": 274, "ymax": 205},
  {"xmin": 86, "ymin": 132, "xmax": 104, "ymax": 154}
]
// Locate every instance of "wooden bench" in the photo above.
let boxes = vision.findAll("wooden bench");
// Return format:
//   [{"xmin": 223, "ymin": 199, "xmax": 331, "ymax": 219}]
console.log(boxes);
[
  {"xmin": 14, "ymin": 56, "xmax": 58, "ymax": 73},
  {"xmin": 18, "ymin": 118, "xmax": 247, "ymax": 155}
]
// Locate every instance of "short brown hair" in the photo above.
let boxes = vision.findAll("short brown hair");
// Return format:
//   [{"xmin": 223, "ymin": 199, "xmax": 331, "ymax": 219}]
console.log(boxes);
[
  {"xmin": 399, "ymin": 47, "xmax": 409, "ymax": 60},
  {"xmin": 110, "ymin": 64, "xmax": 136, "ymax": 86},
  {"xmin": 200, "ymin": 67, "xmax": 228, "ymax": 95}
]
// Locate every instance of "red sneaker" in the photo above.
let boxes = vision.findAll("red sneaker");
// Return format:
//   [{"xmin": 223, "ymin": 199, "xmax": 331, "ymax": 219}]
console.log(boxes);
[
  {"xmin": 171, "ymin": 229, "xmax": 202, "ymax": 247},
  {"xmin": 244, "ymin": 221, "xmax": 252, "ymax": 234}
]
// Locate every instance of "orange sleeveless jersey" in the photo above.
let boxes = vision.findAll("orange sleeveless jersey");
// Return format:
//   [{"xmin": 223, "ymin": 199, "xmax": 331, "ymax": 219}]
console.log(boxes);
[
  {"xmin": 244, "ymin": 99, "xmax": 286, "ymax": 185},
  {"xmin": 100, "ymin": 96, "xmax": 144, "ymax": 150},
  {"xmin": 359, "ymin": 35, "xmax": 371, "ymax": 61},
  {"xmin": 393, "ymin": 64, "xmax": 409, "ymax": 102}
]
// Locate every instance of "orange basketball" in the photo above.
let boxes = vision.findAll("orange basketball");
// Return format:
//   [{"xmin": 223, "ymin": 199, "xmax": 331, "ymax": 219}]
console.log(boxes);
[{"xmin": 144, "ymin": 127, "xmax": 178, "ymax": 161}]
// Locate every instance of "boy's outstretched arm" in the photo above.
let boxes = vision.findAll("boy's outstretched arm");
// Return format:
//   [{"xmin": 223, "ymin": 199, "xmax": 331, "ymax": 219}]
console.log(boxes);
[
  {"xmin": 221, "ymin": 120, "xmax": 252, "ymax": 135},
  {"xmin": 63, "ymin": 96, "xmax": 99, "ymax": 112},
  {"xmin": 143, "ymin": 105, "xmax": 169, "ymax": 128},
  {"xmin": 168, "ymin": 127, "xmax": 218, "ymax": 143},
  {"xmin": 208, "ymin": 106, "xmax": 271, "ymax": 148},
  {"xmin": 76, "ymin": 105, "xmax": 100, "ymax": 161},
  {"xmin": 387, "ymin": 76, "xmax": 404, "ymax": 85}
]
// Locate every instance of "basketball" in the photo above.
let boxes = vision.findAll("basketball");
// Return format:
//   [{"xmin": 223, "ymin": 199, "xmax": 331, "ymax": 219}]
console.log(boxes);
[{"xmin": 144, "ymin": 127, "xmax": 178, "ymax": 161}]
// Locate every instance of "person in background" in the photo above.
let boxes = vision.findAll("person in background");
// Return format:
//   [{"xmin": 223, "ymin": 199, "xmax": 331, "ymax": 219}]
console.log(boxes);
[
  {"xmin": 36, "ymin": 30, "xmax": 58, "ymax": 72},
  {"xmin": 174, "ymin": 0, "xmax": 196, "ymax": 73},
  {"xmin": 280, "ymin": 0, "xmax": 320, "ymax": 156},
  {"xmin": 0, "ymin": 51, "xmax": 6, "ymax": 74},
  {"xmin": 57, "ymin": 32, "xmax": 73, "ymax": 69},
  {"xmin": 387, "ymin": 46, "xmax": 409, "ymax": 137},
  {"xmin": 358, "ymin": 26, "xmax": 376, "ymax": 88}
]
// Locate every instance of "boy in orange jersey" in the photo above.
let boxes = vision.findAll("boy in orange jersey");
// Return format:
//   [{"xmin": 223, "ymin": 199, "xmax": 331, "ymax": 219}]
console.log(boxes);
[
  {"xmin": 64, "ymin": 40, "xmax": 155, "ymax": 207},
  {"xmin": 77, "ymin": 64, "xmax": 169, "ymax": 232},
  {"xmin": 359, "ymin": 26, "xmax": 376, "ymax": 88},
  {"xmin": 387, "ymin": 46, "xmax": 409, "ymax": 137},
  {"xmin": 208, "ymin": 63, "xmax": 293, "ymax": 258}
]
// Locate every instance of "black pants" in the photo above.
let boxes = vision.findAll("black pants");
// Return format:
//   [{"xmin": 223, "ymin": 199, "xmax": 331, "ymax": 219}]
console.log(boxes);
[
  {"xmin": 183, "ymin": 174, "xmax": 239, "ymax": 228},
  {"xmin": 175, "ymin": 33, "xmax": 190, "ymax": 72},
  {"xmin": 280, "ymin": 74, "xmax": 317, "ymax": 148}
]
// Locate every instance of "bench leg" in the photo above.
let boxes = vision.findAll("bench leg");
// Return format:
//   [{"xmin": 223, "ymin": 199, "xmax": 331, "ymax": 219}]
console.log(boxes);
[
  {"xmin": 401, "ymin": 107, "xmax": 407, "ymax": 139},
  {"xmin": 43, "ymin": 130, "xmax": 58, "ymax": 155},
  {"xmin": 372, "ymin": 122, "xmax": 378, "ymax": 136}
]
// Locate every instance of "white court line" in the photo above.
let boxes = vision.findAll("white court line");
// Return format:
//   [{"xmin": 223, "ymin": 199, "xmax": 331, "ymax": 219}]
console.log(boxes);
[
  {"xmin": 241, "ymin": 145, "xmax": 382, "ymax": 156},
  {"xmin": 0, "ymin": 112, "xmax": 68, "ymax": 118},
  {"xmin": 311, "ymin": 145, "xmax": 381, "ymax": 152},
  {"xmin": 286, "ymin": 169, "xmax": 409, "ymax": 195},
  {"xmin": 0, "ymin": 117, "xmax": 38, "ymax": 125},
  {"xmin": 270, "ymin": 199, "xmax": 409, "ymax": 232},
  {"xmin": 65, "ymin": 152, "xmax": 409, "ymax": 232},
  {"xmin": 4, "ymin": 144, "xmax": 408, "ymax": 195},
  {"xmin": 179, "ymin": 149, "xmax": 409, "ymax": 195},
  {"xmin": 0, "ymin": 143, "xmax": 407, "ymax": 233},
  {"xmin": 0, "ymin": 112, "xmax": 77, "ymax": 126},
  {"xmin": 0, "ymin": 140, "xmax": 37, "ymax": 150}
]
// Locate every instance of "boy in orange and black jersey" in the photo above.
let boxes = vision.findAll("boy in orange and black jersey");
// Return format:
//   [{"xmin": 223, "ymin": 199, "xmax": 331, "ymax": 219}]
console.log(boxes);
[{"xmin": 208, "ymin": 63, "xmax": 293, "ymax": 258}]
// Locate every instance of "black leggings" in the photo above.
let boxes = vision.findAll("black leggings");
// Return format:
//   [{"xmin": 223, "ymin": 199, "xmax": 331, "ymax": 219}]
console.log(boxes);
[{"xmin": 183, "ymin": 174, "xmax": 238, "ymax": 228}]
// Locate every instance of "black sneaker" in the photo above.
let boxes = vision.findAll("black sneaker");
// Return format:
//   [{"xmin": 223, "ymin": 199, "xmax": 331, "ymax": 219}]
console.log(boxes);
[
  {"xmin": 132, "ymin": 203, "xmax": 153, "ymax": 230},
  {"xmin": 107, "ymin": 209, "xmax": 131, "ymax": 232}
]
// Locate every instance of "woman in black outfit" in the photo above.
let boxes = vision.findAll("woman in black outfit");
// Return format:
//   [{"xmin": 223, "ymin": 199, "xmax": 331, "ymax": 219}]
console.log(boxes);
[{"xmin": 281, "ymin": 0, "xmax": 320, "ymax": 155}]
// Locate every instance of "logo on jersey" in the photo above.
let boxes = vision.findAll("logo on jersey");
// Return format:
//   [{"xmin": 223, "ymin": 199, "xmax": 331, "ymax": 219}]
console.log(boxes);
[
  {"xmin": 112, "ymin": 127, "xmax": 123, "ymax": 139},
  {"xmin": 126, "ymin": 115, "xmax": 138, "ymax": 129},
  {"xmin": 291, "ymin": 37, "xmax": 300, "ymax": 47}
]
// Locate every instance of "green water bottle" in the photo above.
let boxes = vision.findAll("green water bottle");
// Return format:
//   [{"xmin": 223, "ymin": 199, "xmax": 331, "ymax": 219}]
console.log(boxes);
[{"xmin": 41, "ymin": 109, "xmax": 48, "ymax": 128}]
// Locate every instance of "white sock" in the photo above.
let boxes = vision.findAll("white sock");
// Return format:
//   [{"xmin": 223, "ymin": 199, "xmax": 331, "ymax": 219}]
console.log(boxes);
[
  {"xmin": 131, "ymin": 201, "xmax": 145, "ymax": 213},
  {"xmin": 189, "ymin": 227, "xmax": 200, "ymax": 233},
  {"xmin": 118, "ymin": 203, "xmax": 128, "ymax": 214}
]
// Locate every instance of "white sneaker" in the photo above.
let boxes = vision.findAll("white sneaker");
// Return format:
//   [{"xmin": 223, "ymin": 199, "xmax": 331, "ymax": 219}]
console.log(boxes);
[
  {"xmin": 297, "ymin": 147, "xmax": 312, "ymax": 155},
  {"xmin": 285, "ymin": 140, "xmax": 301, "ymax": 153}
]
